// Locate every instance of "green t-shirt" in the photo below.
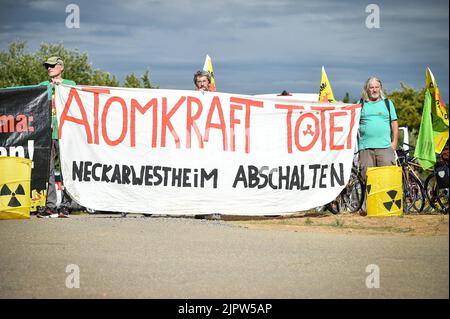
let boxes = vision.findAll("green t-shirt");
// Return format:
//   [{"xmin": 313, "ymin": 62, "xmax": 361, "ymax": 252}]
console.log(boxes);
[
  {"xmin": 358, "ymin": 99, "xmax": 398, "ymax": 150},
  {"xmin": 39, "ymin": 79, "xmax": 76, "ymax": 139}
]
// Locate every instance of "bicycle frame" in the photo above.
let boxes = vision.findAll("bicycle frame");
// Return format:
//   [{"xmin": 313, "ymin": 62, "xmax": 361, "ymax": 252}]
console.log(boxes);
[{"xmin": 397, "ymin": 149, "xmax": 426, "ymax": 214}]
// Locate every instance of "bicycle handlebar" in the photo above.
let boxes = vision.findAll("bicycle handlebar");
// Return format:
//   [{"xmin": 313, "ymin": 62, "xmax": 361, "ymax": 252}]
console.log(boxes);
[{"xmin": 398, "ymin": 142, "xmax": 415, "ymax": 151}]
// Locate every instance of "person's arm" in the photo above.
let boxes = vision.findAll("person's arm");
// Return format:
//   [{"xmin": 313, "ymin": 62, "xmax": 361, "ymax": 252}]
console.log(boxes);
[{"xmin": 390, "ymin": 120, "xmax": 399, "ymax": 150}]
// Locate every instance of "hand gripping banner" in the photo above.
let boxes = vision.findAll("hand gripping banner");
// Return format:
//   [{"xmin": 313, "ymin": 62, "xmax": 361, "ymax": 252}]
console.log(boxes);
[{"xmin": 55, "ymin": 84, "xmax": 361, "ymax": 215}]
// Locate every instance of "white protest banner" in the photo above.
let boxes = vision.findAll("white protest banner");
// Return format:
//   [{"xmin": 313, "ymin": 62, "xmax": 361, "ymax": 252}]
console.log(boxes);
[{"xmin": 55, "ymin": 85, "xmax": 361, "ymax": 215}]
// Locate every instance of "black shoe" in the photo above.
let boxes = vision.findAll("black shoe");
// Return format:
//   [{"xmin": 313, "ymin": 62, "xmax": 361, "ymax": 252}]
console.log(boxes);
[
  {"xmin": 37, "ymin": 207, "xmax": 58, "ymax": 218},
  {"xmin": 58, "ymin": 207, "xmax": 70, "ymax": 218}
]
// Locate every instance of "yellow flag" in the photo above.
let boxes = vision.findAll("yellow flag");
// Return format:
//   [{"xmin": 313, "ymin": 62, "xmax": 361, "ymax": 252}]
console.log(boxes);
[
  {"xmin": 203, "ymin": 54, "xmax": 216, "ymax": 92},
  {"xmin": 319, "ymin": 66, "xmax": 335, "ymax": 103},
  {"xmin": 426, "ymin": 67, "xmax": 449, "ymax": 126},
  {"xmin": 425, "ymin": 67, "xmax": 449, "ymax": 153}
]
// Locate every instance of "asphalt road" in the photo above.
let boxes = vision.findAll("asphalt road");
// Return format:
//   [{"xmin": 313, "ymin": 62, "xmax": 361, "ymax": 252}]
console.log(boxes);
[{"xmin": 0, "ymin": 214, "xmax": 448, "ymax": 299}]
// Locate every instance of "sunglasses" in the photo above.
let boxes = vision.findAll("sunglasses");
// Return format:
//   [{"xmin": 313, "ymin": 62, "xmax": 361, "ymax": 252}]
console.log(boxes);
[{"xmin": 45, "ymin": 64, "xmax": 58, "ymax": 69}]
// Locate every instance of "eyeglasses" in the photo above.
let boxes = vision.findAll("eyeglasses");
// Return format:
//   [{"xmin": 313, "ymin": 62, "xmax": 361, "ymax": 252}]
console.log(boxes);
[{"xmin": 45, "ymin": 64, "xmax": 57, "ymax": 69}]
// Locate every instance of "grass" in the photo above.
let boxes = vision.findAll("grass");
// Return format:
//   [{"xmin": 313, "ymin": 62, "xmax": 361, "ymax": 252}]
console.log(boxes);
[
  {"xmin": 311, "ymin": 221, "xmax": 413, "ymax": 233},
  {"xmin": 235, "ymin": 215, "xmax": 416, "ymax": 234},
  {"xmin": 333, "ymin": 218, "xmax": 345, "ymax": 228}
]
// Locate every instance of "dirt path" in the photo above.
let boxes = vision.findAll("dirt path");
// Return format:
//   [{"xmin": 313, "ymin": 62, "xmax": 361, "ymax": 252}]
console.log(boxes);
[{"xmin": 226, "ymin": 212, "xmax": 449, "ymax": 236}]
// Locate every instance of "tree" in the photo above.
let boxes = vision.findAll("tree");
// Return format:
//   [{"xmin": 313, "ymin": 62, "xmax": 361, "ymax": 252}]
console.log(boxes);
[
  {"xmin": 384, "ymin": 83, "xmax": 426, "ymax": 145},
  {"xmin": 342, "ymin": 92, "xmax": 351, "ymax": 103},
  {"xmin": 142, "ymin": 70, "xmax": 158, "ymax": 89},
  {"xmin": 0, "ymin": 41, "xmax": 42, "ymax": 87},
  {"xmin": 123, "ymin": 73, "xmax": 141, "ymax": 88},
  {"xmin": 388, "ymin": 83, "xmax": 449, "ymax": 147},
  {"xmin": 386, "ymin": 82, "xmax": 425, "ymax": 132},
  {"xmin": 123, "ymin": 70, "xmax": 159, "ymax": 88},
  {"xmin": 91, "ymin": 70, "xmax": 120, "ymax": 87},
  {"xmin": 0, "ymin": 40, "xmax": 156, "ymax": 88}
]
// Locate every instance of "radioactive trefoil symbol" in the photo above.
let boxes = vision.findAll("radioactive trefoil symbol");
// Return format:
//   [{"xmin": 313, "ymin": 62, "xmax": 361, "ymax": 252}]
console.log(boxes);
[
  {"xmin": 303, "ymin": 124, "xmax": 314, "ymax": 136},
  {"xmin": 1, "ymin": 184, "xmax": 25, "ymax": 207},
  {"xmin": 383, "ymin": 190, "xmax": 402, "ymax": 211}
]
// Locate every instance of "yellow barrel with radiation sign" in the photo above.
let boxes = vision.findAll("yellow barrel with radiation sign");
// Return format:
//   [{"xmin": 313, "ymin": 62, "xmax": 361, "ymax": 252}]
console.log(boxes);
[
  {"xmin": 366, "ymin": 166, "xmax": 403, "ymax": 217},
  {"xmin": 0, "ymin": 156, "xmax": 32, "ymax": 220}
]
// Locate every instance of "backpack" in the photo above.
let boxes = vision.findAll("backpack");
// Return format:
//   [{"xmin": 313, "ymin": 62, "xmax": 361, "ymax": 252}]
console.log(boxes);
[{"xmin": 435, "ymin": 163, "xmax": 449, "ymax": 189}]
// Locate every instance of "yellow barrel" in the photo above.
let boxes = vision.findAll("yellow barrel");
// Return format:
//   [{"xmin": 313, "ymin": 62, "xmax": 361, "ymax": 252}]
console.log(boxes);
[
  {"xmin": 0, "ymin": 156, "xmax": 32, "ymax": 220},
  {"xmin": 366, "ymin": 166, "xmax": 403, "ymax": 217}
]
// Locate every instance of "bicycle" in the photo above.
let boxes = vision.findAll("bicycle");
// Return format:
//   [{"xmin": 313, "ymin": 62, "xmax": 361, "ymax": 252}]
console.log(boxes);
[
  {"xmin": 396, "ymin": 144, "xmax": 426, "ymax": 214},
  {"xmin": 326, "ymin": 164, "xmax": 365, "ymax": 214},
  {"xmin": 424, "ymin": 150, "xmax": 449, "ymax": 214}
]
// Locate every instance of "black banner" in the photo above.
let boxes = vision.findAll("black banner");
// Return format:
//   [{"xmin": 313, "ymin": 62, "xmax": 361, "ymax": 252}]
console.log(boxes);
[{"xmin": 0, "ymin": 85, "xmax": 51, "ymax": 211}]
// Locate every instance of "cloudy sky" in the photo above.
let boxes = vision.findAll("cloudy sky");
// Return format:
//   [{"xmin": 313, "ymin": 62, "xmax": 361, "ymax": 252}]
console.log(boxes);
[{"xmin": 1, "ymin": 0, "xmax": 448, "ymax": 101}]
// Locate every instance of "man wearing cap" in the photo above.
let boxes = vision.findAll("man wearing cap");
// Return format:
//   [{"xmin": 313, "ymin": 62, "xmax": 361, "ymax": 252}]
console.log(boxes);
[{"xmin": 37, "ymin": 56, "xmax": 76, "ymax": 218}]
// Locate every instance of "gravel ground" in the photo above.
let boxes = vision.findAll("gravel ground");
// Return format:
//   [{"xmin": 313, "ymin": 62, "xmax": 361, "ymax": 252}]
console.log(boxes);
[{"xmin": 0, "ymin": 214, "xmax": 448, "ymax": 299}]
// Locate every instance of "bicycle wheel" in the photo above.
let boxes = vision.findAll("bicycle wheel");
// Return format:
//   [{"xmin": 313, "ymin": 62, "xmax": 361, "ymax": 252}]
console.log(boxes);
[
  {"xmin": 343, "ymin": 170, "xmax": 365, "ymax": 213},
  {"xmin": 425, "ymin": 173, "xmax": 449, "ymax": 214},
  {"xmin": 403, "ymin": 172, "xmax": 425, "ymax": 214}
]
